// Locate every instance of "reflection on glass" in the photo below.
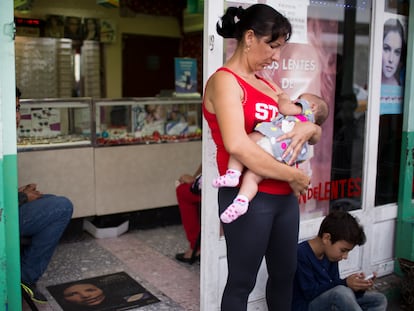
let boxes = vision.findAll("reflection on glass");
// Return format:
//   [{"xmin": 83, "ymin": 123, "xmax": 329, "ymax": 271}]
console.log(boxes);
[
  {"xmin": 375, "ymin": 114, "xmax": 403, "ymax": 205},
  {"xmin": 326, "ymin": 3, "xmax": 368, "ymax": 215}
]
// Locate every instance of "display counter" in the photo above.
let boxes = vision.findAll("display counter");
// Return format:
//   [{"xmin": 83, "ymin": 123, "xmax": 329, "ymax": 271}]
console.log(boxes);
[
  {"xmin": 17, "ymin": 98, "xmax": 93, "ymax": 151},
  {"xmin": 95, "ymin": 141, "xmax": 201, "ymax": 215},
  {"xmin": 17, "ymin": 97, "xmax": 202, "ymax": 217},
  {"xmin": 18, "ymin": 147, "xmax": 95, "ymax": 218}
]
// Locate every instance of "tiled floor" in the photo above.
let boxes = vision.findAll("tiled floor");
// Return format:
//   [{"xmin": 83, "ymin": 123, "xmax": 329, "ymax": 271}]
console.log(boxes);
[
  {"xmin": 23, "ymin": 223, "xmax": 406, "ymax": 311},
  {"xmin": 23, "ymin": 224, "xmax": 200, "ymax": 311}
]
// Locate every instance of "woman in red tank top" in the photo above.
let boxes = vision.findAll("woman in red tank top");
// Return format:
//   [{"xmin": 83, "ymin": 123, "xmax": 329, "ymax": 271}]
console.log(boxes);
[{"xmin": 203, "ymin": 4, "xmax": 322, "ymax": 311}]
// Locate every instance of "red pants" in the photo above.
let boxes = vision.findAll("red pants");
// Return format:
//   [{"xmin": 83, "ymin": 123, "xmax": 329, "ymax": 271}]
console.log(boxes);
[{"xmin": 176, "ymin": 182, "xmax": 201, "ymax": 250}]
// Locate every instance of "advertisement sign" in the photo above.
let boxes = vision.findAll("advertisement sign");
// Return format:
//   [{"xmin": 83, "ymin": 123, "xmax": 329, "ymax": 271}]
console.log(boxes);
[
  {"xmin": 174, "ymin": 57, "xmax": 198, "ymax": 95},
  {"xmin": 380, "ymin": 13, "xmax": 407, "ymax": 115}
]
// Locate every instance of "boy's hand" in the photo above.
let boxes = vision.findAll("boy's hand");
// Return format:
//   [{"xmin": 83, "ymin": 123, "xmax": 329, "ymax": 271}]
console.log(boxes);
[{"xmin": 346, "ymin": 273, "xmax": 375, "ymax": 291}]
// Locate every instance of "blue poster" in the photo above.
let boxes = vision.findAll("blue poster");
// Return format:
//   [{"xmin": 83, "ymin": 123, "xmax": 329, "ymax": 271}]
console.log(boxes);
[{"xmin": 174, "ymin": 58, "xmax": 198, "ymax": 94}]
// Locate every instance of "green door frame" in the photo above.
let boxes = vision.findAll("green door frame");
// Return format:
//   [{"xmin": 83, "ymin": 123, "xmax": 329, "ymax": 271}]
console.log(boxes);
[
  {"xmin": 394, "ymin": 3, "xmax": 414, "ymax": 273},
  {"xmin": 0, "ymin": 0, "xmax": 22, "ymax": 310}
]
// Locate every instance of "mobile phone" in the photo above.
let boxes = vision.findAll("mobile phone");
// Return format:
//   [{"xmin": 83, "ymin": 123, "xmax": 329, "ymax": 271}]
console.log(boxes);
[{"xmin": 364, "ymin": 274, "xmax": 374, "ymax": 280}]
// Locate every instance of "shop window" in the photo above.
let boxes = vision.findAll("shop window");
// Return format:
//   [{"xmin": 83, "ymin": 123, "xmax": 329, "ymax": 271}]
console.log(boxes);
[
  {"xmin": 375, "ymin": 3, "xmax": 409, "ymax": 205},
  {"xmin": 223, "ymin": 1, "xmax": 371, "ymax": 219},
  {"xmin": 376, "ymin": 115, "xmax": 403, "ymax": 205}
]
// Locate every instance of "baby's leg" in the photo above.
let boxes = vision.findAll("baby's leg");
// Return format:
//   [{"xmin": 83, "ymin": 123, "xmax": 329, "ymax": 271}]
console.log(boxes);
[
  {"xmin": 212, "ymin": 156, "xmax": 243, "ymax": 188},
  {"xmin": 220, "ymin": 170, "xmax": 263, "ymax": 223},
  {"xmin": 238, "ymin": 170, "xmax": 263, "ymax": 200},
  {"xmin": 220, "ymin": 132, "xmax": 271, "ymax": 222},
  {"xmin": 212, "ymin": 132, "xmax": 264, "ymax": 188}
]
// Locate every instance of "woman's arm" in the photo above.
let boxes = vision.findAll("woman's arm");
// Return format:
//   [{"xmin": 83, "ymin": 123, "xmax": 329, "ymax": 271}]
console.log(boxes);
[{"xmin": 204, "ymin": 72, "xmax": 310, "ymax": 196}]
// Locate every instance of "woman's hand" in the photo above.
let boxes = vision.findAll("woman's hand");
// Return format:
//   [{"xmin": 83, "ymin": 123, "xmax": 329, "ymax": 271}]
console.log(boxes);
[
  {"xmin": 288, "ymin": 169, "xmax": 311, "ymax": 198},
  {"xmin": 277, "ymin": 122, "xmax": 321, "ymax": 165}
]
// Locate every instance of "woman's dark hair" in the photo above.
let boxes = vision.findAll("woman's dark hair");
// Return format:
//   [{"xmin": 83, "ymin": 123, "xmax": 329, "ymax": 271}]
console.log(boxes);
[
  {"xmin": 16, "ymin": 87, "xmax": 21, "ymax": 98},
  {"xmin": 216, "ymin": 3, "xmax": 292, "ymax": 43},
  {"xmin": 318, "ymin": 211, "xmax": 366, "ymax": 246},
  {"xmin": 383, "ymin": 18, "xmax": 405, "ymax": 44}
]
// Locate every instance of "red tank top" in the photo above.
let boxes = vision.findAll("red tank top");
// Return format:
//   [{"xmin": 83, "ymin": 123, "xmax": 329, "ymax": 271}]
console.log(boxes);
[{"xmin": 203, "ymin": 67, "xmax": 292, "ymax": 195}]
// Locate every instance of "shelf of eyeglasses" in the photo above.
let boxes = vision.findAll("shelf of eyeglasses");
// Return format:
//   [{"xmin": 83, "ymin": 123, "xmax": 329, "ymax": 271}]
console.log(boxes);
[
  {"xmin": 95, "ymin": 131, "xmax": 202, "ymax": 147},
  {"xmin": 17, "ymin": 135, "xmax": 91, "ymax": 150}
]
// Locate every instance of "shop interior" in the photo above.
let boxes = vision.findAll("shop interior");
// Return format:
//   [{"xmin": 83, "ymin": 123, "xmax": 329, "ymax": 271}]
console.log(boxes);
[
  {"xmin": 14, "ymin": 0, "xmax": 204, "ymax": 310},
  {"xmin": 15, "ymin": 0, "xmax": 204, "ymax": 226}
]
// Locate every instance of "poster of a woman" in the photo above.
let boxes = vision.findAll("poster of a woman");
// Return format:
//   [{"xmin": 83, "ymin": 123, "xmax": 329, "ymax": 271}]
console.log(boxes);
[
  {"xmin": 64, "ymin": 16, "xmax": 83, "ymax": 40},
  {"xmin": 47, "ymin": 272, "xmax": 159, "ymax": 311},
  {"xmin": 44, "ymin": 15, "xmax": 64, "ymax": 38},
  {"xmin": 83, "ymin": 18, "xmax": 100, "ymax": 41},
  {"xmin": 380, "ymin": 15, "xmax": 407, "ymax": 115}
]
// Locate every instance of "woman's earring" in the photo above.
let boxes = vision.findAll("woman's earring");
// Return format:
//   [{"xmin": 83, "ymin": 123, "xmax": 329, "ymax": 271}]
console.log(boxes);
[{"xmin": 245, "ymin": 46, "xmax": 250, "ymax": 53}]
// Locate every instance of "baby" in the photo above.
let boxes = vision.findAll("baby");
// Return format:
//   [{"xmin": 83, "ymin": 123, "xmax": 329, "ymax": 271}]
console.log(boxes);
[{"xmin": 213, "ymin": 93, "xmax": 329, "ymax": 223}]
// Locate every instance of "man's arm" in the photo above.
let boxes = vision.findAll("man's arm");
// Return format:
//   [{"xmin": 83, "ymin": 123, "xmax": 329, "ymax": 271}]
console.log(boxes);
[
  {"xmin": 18, "ymin": 183, "xmax": 36, "ymax": 206},
  {"xmin": 18, "ymin": 191, "xmax": 28, "ymax": 206},
  {"xmin": 18, "ymin": 183, "xmax": 36, "ymax": 193}
]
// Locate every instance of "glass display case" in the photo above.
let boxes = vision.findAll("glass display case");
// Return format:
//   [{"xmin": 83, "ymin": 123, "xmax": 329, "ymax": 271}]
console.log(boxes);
[
  {"xmin": 16, "ymin": 97, "xmax": 202, "ymax": 216},
  {"xmin": 94, "ymin": 97, "xmax": 202, "ymax": 146},
  {"xmin": 17, "ymin": 98, "xmax": 93, "ymax": 151}
]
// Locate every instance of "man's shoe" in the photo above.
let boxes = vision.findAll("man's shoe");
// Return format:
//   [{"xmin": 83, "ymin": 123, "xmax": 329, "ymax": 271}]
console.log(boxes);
[
  {"xmin": 175, "ymin": 252, "xmax": 200, "ymax": 264},
  {"xmin": 21, "ymin": 282, "xmax": 48, "ymax": 303}
]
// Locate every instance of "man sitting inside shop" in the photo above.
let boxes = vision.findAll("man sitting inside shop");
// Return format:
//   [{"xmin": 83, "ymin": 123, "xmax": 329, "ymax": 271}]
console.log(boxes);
[{"xmin": 16, "ymin": 87, "xmax": 74, "ymax": 303}]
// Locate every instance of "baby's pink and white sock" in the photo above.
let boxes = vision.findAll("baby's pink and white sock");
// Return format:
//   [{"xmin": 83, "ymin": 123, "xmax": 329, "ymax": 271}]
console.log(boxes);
[
  {"xmin": 212, "ymin": 169, "xmax": 241, "ymax": 188},
  {"xmin": 220, "ymin": 194, "xmax": 249, "ymax": 223}
]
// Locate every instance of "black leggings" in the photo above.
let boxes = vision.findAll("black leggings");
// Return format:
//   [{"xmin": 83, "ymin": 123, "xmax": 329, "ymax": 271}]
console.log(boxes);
[{"xmin": 219, "ymin": 187, "xmax": 299, "ymax": 311}]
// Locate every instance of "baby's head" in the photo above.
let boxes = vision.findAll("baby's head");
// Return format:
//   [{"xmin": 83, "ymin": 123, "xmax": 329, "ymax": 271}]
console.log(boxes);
[{"xmin": 299, "ymin": 93, "xmax": 329, "ymax": 125}]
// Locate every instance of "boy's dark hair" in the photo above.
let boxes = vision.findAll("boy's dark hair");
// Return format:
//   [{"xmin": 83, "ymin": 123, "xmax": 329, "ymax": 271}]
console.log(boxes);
[
  {"xmin": 318, "ymin": 211, "xmax": 366, "ymax": 246},
  {"xmin": 16, "ymin": 87, "xmax": 21, "ymax": 98}
]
